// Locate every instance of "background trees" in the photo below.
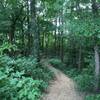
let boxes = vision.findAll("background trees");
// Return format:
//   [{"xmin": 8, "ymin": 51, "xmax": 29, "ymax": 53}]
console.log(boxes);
[{"xmin": 1, "ymin": 0, "xmax": 100, "ymax": 99}]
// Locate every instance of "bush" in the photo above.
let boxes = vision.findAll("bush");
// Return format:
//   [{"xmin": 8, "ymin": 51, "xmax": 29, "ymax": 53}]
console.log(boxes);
[
  {"xmin": 49, "ymin": 58, "xmax": 95, "ymax": 92},
  {"xmin": 49, "ymin": 58, "xmax": 65, "ymax": 69},
  {"xmin": 64, "ymin": 68, "xmax": 80, "ymax": 78},
  {"xmin": 74, "ymin": 74, "xmax": 94, "ymax": 91},
  {"xmin": 72, "ymin": 66, "xmax": 94, "ymax": 91},
  {"xmin": 0, "ymin": 73, "xmax": 44, "ymax": 100},
  {"xmin": 64, "ymin": 67, "xmax": 94, "ymax": 92},
  {"xmin": 15, "ymin": 57, "xmax": 54, "ymax": 82},
  {"xmin": 0, "ymin": 55, "xmax": 54, "ymax": 100},
  {"xmin": 85, "ymin": 94, "xmax": 100, "ymax": 100},
  {"xmin": 0, "ymin": 42, "xmax": 17, "ymax": 55}
]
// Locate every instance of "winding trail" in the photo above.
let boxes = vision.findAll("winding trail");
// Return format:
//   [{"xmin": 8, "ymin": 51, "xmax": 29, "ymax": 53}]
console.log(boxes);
[{"xmin": 42, "ymin": 61, "xmax": 84, "ymax": 100}]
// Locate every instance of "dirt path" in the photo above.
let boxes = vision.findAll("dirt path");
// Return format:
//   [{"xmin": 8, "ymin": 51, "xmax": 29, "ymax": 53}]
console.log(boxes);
[{"xmin": 42, "ymin": 62, "xmax": 84, "ymax": 100}]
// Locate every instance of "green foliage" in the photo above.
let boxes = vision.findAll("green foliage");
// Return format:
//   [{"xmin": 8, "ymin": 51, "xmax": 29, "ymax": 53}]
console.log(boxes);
[
  {"xmin": 65, "ymin": 67, "xmax": 94, "ymax": 92},
  {"xmin": 85, "ymin": 94, "xmax": 100, "ymax": 100},
  {"xmin": 0, "ymin": 42, "xmax": 17, "ymax": 55},
  {"xmin": 49, "ymin": 58, "xmax": 94, "ymax": 92},
  {"xmin": 49, "ymin": 58, "xmax": 80, "ymax": 78},
  {"xmin": 15, "ymin": 57, "xmax": 54, "ymax": 82},
  {"xmin": 49, "ymin": 58, "xmax": 65, "ymax": 68},
  {"xmin": 0, "ymin": 55, "xmax": 54, "ymax": 100},
  {"xmin": 64, "ymin": 68, "xmax": 80, "ymax": 78},
  {"xmin": 1, "ymin": 0, "xmax": 100, "ymax": 99},
  {"xmin": 74, "ymin": 74, "xmax": 94, "ymax": 91}
]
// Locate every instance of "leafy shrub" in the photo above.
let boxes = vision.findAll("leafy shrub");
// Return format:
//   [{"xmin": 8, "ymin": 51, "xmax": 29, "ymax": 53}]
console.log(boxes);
[
  {"xmin": 64, "ymin": 68, "xmax": 80, "ymax": 78},
  {"xmin": 49, "ymin": 58, "xmax": 95, "ymax": 92},
  {"xmin": 0, "ymin": 42, "xmax": 17, "ymax": 55},
  {"xmin": 0, "ymin": 72, "xmax": 44, "ymax": 100},
  {"xmin": 49, "ymin": 58, "xmax": 65, "ymax": 69},
  {"xmin": 64, "ymin": 67, "xmax": 94, "ymax": 91},
  {"xmin": 85, "ymin": 94, "xmax": 100, "ymax": 100},
  {"xmin": 15, "ymin": 57, "xmax": 54, "ymax": 82},
  {"xmin": 81, "ymin": 66, "xmax": 94, "ymax": 75},
  {"xmin": 74, "ymin": 74, "xmax": 94, "ymax": 91},
  {"xmin": 72, "ymin": 66, "xmax": 94, "ymax": 91},
  {"xmin": 49, "ymin": 59, "xmax": 80, "ymax": 78},
  {"xmin": 0, "ymin": 55, "xmax": 54, "ymax": 100}
]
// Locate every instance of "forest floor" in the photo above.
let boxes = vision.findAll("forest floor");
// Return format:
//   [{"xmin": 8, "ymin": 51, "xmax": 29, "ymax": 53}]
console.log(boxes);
[{"xmin": 42, "ymin": 61, "xmax": 84, "ymax": 100}]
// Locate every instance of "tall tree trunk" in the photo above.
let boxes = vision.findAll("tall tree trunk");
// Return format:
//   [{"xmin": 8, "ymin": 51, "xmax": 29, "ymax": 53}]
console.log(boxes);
[
  {"xmin": 54, "ymin": 18, "xmax": 57, "ymax": 56},
  {"xmin": 91, "ymin": 0, "xmax": 100, "ymax": 92},
  {"xmin": 60, "ymin": 36, "xmax": 64, "ymax": 62},
  {"xmin": 94, "ymin": 45, "xmax": 100, "ymax": 92},
  {"xmin": 9, "ymin": 22, "xmax": 16, "ymax": 44},
  {"xmin": 58, "ymin": 17, "xmax": 61, "ymax": 57},
  {"xmin": 78, "ymin": 46, "xmax": 82, "ymax": 71},
  {"xmin": 8, "ymin": 21, "xmax": 16, "ymax": 56},
  {"xmin": 42, "ymin": 32, "xmax": 45, "ymax": 54},
  {"xmin": 60, "ymin": 9, "xmax": 64, "ymax": 62},
  {"xmin": 41, "ymin": 14, "xmax": 45, "ymax": 54},
  {"xmin": 27, "ymin": 0, "xmax": 32, "ymax": 55},
  {"xmin": 21, "ymin": 20, "xmax": 25, "ymax": 55},
  {"xmin": 45, "ymin": 34, "xmax": 49, "ymax": 56},
  {"xmin": 30, "ymin": 0, "xmax": 40, "ymax": 62}
]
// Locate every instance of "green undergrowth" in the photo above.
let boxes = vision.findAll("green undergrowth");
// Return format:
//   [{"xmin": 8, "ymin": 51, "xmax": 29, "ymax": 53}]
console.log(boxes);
[
  {"xmin": 0, "ymin": 55, "xmax": 54, "ymax": 100},
  {"xmin": 85, "ymin": 94, "xmax": 100, "ymax": 100},
  {"xmin": 49, "ymin": 58, "xmax": 100, "ymax": 100}
]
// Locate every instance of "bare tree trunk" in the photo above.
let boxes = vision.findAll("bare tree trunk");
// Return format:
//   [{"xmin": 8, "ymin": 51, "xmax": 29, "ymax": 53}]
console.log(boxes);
[
  {"xmin": 60, "ymin": 9, "xmax": 64, "ymax": 62},
  {"xmin": 78, "ymin": 46, "xmax": 82, "ymax": 71},
  {"xmin": 45, "ymin": 33, "xmax": 50, "ymax": 56},
  {"xmin": 30, "ymin": 0, "xmax": 40, "ymax": 62},
  {"xmin": 58, "ymin": 17, "xmax": 61, "ymax": 57},
  {"xmin": 91, "ymin": 0, "xmax": 100, "ymax": 92},
  {"xmin": 94, "ymin": 45, "xmax": 100, "ymax": 92},
  {"xmin": 8, "ymin": 21, "xmax": 16, "ymax": 56},
  {"xmin": 42, "ymin": 32, "xmax": 45, "ymax": 53},
  {"xmin": 61, "ymin": 36, "xmax": 64, "ymax": 62},
  {"xmin": 21, "ymin": 20, "xmax": 25, "ymax": 55},
  {"xmin": 9, "ymin": 22, "xmax": 15, "ymax": 44},
  {"xmin": 54, "ymin": 18, "xmax": 57, "ymax": 56},
  {"xmin": 26, "ymin": 0, "xmax": 32, "ymax": 55}
]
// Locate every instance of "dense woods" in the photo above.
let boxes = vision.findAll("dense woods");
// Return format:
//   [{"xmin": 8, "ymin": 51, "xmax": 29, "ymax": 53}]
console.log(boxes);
[{"xmin": 1, "ymin": 0, "xmax": 100, "ymax": 100}]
